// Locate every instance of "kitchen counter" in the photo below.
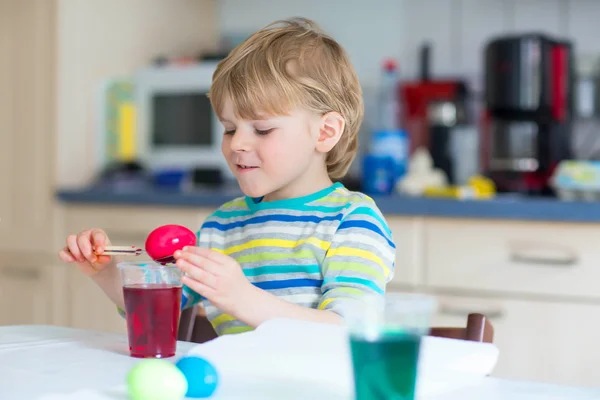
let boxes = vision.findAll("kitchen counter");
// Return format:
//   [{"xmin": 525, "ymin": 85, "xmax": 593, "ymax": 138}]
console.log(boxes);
[{"xmin": 56, "ymin": 187, "xmax": 600, "ymax": 223}]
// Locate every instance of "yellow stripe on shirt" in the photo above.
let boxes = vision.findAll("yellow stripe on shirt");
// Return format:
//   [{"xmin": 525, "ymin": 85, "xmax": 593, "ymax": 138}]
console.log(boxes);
[
  {"xmin": 224, "ymin": 237, "xmax": 330, "ymax": 255},
  {"xmin": 211, "ymin": 313, "xmax": 237, "ymax": 328},
  {"xmin": 326, "ymin": 247, "xmax": 390, "ymax": 277},
  {"xmin": 220, "ymin": 326, "xmax": 254, "ymax": 335}
]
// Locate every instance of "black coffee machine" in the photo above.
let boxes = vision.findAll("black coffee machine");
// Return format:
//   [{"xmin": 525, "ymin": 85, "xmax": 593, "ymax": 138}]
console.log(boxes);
[{"xmin": 481, "ymin": 33, "xmax": 575, "ymax": 196}]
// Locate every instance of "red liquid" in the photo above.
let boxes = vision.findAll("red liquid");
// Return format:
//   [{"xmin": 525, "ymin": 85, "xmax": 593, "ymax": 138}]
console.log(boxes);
[{"xmin": 122, "ymin": 284, "xmax": 182, "ymax": 358}]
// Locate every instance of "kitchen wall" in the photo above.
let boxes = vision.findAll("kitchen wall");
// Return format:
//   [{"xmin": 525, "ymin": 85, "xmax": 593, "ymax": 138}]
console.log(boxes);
[
  {"xmin": 217, "ymin": 0, "xmax": 600, "ymax": 175},
  {"xmin": 218, "ymin": 0, "xmax": 599, "ymax": 85},
  {"xmin": 56, "ymin": 0, "xmax": 217, "ymax": 188}
]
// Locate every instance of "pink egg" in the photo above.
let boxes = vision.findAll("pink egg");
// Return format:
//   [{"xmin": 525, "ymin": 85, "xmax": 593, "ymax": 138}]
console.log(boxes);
[{"xmin": 145, "ymin": 224, "xmax": 196, "ymax": 263}]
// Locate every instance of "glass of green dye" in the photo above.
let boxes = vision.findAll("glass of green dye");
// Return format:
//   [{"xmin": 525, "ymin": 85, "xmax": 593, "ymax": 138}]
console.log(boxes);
[{"xmin": 346, "ymin": 293, "xmax": 436, "ymax": 400}]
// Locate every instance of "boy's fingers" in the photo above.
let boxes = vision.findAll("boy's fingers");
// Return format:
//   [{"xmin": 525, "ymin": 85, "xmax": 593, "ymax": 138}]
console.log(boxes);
[
  {"xmin": 59, "ymin": 248, "xmax": 75, "ymax": 263},
  {"xmin": 181, "ymin": 246, "xmax": 228, "ymax": 264},
  {"xmin": 77, "ymin": 233, "xmax": 97, "ymax": 263},
  {"xmin": 91, "ymin": 229, "xmax": 107, "ymax": 253},
  {"xmin": 66, "ymin": 235, "xmax": 85, "ymax": 263},
  {"xmin": 96, "ymin": 255, "xmax": 112, "ymax": 264},
  {"xmin": 176, "ymin": 259, "xmax": 217, "ymax": 288},
  {"xmin": 176, "ymin": 251, "xmax": 220, "ymax": 274},
  {"xmin": 181, "ymin": 274, "xmax": 215, "ymax": 300}
]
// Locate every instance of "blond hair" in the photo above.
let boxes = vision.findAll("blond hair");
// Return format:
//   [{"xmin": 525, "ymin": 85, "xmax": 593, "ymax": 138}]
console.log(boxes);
[{"xmin": 208, "ymin": 17, "xmax": 363, "ymax": 179}]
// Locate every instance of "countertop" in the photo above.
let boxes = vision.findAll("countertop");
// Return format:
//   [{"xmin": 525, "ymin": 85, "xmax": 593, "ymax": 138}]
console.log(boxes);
[{"xmin": 56, "ymin": 186, "xmax": 600, "ymax": 223}]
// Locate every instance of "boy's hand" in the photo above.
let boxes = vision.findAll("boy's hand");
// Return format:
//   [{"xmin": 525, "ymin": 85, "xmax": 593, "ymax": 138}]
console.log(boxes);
[
  {"xmin": 174, "ymin": 246, "xmax": 255, "ymax": 317},
  {"xmin": 58, "ymin": 229, "xmax": 114, "ymax": 276}
]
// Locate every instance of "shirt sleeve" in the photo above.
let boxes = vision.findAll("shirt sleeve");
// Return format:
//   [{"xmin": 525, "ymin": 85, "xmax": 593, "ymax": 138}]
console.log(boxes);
[{"xmin": 318, "ymin": 203, "xmax": 396, "ymax": 317}]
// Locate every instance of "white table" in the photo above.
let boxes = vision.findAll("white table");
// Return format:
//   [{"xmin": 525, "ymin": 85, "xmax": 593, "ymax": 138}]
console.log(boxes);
[{"xmin": 1, "ymin": 325, "xmax": 599, "ymax": 400}]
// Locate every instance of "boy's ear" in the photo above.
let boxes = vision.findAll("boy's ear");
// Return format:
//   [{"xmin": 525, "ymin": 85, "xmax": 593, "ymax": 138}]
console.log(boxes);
[{"xmin": 316, "ymin": 112, "xmax": 345, "ymax": 153}]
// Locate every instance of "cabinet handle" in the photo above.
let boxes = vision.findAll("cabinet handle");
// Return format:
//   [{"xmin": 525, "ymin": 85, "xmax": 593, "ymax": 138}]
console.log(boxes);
[
  {"xmin": 438, "ymin": 305, "xmax": 504, "ymax": 320},
  {"xmin": 509, "ymin": 242, "xmax": 578, "ymax": 267},
  {"xmin": 1, "ymin": 266, "xmax": 41, "ymax": 280}
]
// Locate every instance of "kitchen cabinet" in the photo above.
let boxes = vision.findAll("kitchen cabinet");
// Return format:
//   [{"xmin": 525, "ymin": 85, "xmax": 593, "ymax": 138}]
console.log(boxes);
[
  {"xmin": 0, "ymin": 0, "xmax": 57, "ymax": 253},
  {"xmin": 67, "ymin": 266, "xmax": 127, "ymax": 334},
  {"xmin": 428, "ymin": 293, "xmax": 600, "ymax": 387},
  {"xmin": 0, "ymin": 253, "xmax": 68, "ymax": 327},
  {"xmin": 387, "ymin": 217, "xmax": 425, "ymax": 288},
  {"xmin": 424, "ymin": 218, "xmax": 600, "ymax": 300},
  {"xmin": 421, "ymin": 217, "xmax": 600, "ymax": 387}
]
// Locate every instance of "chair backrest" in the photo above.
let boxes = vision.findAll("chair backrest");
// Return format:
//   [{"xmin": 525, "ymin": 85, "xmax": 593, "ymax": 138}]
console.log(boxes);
[
  {"xmin": 178, "ymin": 305, "xmax": 218, "ymax": 343},
  {"xmin": 429, "ymin": 313, "xmax": 494, "ymax": 343},
  {"xmin": 179, "ymin": 309, "xmax": 495, "ymax": 344}
]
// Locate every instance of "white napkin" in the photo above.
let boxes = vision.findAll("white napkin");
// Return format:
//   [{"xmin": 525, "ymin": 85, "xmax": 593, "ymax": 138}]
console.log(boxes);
[{"xmin": 187, "ymin": 318, "xmax": 499, "ymax": 398}]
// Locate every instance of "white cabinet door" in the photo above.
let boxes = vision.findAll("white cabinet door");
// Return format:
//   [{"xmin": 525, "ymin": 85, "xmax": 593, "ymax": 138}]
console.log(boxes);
[
  {"xmin": 0, "ymin": 257, "xmax": 68, "ymax": 327},
  {"xmin": 67, "ymin": 266, "xmax": 127, "ymax": 334},
  {"xmin": 0, "ymin": 265, "xmax": 50, "ymax": 326},
  {"xmin": 0, "ymin": 0, "xmax": 57, "ymax": 253},
  {"xmin": 424, "ymin": 218, "xmax": 600, "ymax": 300},
  {"xmin": 430, "ymin": 293, "xmax": 600, "ymax": 388},
  {"xmin": 386, "ymin": 216, "xmax": 423, "ymax": 288}
]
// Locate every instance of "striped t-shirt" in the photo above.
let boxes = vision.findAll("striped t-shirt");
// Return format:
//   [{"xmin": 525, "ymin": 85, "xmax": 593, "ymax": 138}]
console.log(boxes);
[{"xmin": 181, "ymin": 182, "xmax": 396, "ymax": 336}]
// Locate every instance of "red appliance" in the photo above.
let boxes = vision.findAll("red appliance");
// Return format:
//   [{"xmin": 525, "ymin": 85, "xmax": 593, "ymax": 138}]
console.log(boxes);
[
  {"xmin": 398, "ymin": 44, "xmax": 469, "ymax": 156},
  {"xmin": 481, "ymin": 33, "xmax": 574, "ymax": 195},
  {"xmin": 401, "ymin": 80, "xmax": 467, "ymax": 154},
  {"xmin": 397, "ymin": 43, "xmax": 474, "ymax": 186}
]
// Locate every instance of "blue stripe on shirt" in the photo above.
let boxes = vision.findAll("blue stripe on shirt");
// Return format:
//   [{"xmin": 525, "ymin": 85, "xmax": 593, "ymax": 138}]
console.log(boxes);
[
  {"xmin": 337, "ymin": 220, "xmax": 395, "ymax": 249},
  {"xmin": 323, "ymin": 276, "xmax": 384, "ymax": 294},
  {"xmin": 203, "ymin": 213, "xmax": 344, "ymax": 231},
  {"xmin": 253, "ymin": 278, "xmax": 323, "ymax": 290}
]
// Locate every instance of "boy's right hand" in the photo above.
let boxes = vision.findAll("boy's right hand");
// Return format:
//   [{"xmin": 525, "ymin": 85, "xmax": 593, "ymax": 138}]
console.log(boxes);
[{"xmin": 59, "ymin": 229, "xmax": 114, "ymax": 276}]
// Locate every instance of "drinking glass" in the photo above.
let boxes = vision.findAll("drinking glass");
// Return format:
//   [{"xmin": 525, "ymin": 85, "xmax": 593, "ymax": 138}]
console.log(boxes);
[
  {"xmin": 346, "ymin": 292, "xmax": 436, "ymax": 400},
  {"xmin": 118, "ymin": 261, "xmax": 183, "ymax": 358}
]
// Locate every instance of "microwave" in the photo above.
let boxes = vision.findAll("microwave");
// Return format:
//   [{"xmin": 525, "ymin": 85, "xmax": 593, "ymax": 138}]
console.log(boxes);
[{"xmin": 134, "ymin": 61, "xmax": 232, "ymax": 178}]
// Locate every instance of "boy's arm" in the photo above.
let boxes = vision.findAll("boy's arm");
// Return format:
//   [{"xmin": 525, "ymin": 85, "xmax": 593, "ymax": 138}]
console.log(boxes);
[
  {"xmin": 317, "ymin": 205, "xmax": 395, "ymax": 317},
  {"xmin": 237, "ymin": 285, "xmax": 344, "ymax": 327},
  {"xmin": 90, "ymin": 260, "xmax": 125, "ymax": 310}
]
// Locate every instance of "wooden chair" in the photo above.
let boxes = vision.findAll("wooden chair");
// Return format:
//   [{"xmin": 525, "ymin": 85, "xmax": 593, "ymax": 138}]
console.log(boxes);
[
  {"xmin": 429, "ymin": 313, "xmax": 494, "ymax": 343},
  {"xmin": 178, "ymin": 308, "xmax": 495, "ymax": 344},
  {"xmin": 178, "ymin": 305, "xmax": 218, "ymax": 344}
]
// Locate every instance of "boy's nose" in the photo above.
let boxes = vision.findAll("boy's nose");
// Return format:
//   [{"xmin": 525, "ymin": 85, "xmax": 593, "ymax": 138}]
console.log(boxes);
[{"xmin": 229, "ymin": 129, "xmax": 254, "ymax": 152}]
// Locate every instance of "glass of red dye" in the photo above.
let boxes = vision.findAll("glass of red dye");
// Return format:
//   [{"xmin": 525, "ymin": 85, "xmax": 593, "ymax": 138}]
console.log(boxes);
[{"xmin": 118, "ymin": 261, "xmax": 183, "ymax": 358}]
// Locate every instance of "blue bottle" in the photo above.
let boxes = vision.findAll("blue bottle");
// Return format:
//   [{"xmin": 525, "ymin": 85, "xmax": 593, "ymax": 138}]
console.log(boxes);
[
  {"xmin": 370, "ymin": 58, "xmax": 409, "ymax": 184},
  {"xmin": 362, "ymin": 154, "xmax": 395, "ymax": 195}
]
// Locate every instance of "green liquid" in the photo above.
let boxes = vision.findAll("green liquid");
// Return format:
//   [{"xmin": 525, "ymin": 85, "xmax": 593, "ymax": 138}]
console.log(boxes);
[{"xmin": 350, "ymin": 332, "xmax": 421, "ymax": 400}]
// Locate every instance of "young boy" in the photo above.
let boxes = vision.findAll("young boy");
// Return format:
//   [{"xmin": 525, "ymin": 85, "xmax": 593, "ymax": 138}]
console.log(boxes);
[{"xmin": 59, "ymin": 17, "xmax": 396, "ymax": 336}]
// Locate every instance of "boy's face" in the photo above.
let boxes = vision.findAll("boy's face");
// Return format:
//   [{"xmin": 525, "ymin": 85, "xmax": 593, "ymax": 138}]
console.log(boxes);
[{"xmin": 219, "ymin": 98, "xmax": 327, "ymax": 201}]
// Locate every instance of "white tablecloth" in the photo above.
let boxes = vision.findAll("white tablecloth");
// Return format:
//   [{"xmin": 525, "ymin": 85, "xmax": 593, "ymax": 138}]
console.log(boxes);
[{"xmin": 1, "ymin": 325, "xmax": 599, "ymax": 400}]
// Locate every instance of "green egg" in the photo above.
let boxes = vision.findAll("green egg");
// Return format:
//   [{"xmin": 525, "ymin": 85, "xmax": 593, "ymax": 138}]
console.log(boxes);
[{"xmin": 127, "ymin": 359, "xmax": 188, "ymax": 400}]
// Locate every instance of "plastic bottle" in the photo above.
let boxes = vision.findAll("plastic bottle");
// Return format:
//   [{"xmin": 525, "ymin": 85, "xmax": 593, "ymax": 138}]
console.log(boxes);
[
  {"xmin": 369, "ymin": 58, "xmax": 409, "ymax": 184},
  {"xmin": 378, "ymin": 58, "xmax": 402, "ymax": 132}
]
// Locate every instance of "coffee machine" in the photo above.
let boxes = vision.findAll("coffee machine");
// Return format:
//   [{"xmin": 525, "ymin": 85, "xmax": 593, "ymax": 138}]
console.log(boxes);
[
  {"xmin": 400, "ymin": 43, "xmax": 472, "ymax": 184},
  {"xmin": 481, "ymin": 33, "xmax": 575, "ymax": 195}
]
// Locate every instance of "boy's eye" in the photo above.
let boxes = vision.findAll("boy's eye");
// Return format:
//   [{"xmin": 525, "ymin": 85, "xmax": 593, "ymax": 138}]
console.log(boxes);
[
  {"xmin": 224, "ymin": 129, "xmax": 236, "ymax": 135},
  {"xmin": 255, "ymin": 128, "xmax": 274, "ymax": 136}
]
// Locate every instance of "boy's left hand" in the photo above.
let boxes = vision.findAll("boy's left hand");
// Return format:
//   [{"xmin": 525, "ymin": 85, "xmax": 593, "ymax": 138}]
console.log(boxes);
[{"xmin": 174, "ymin": 246, "xmax": 255, "ymax": 316}]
